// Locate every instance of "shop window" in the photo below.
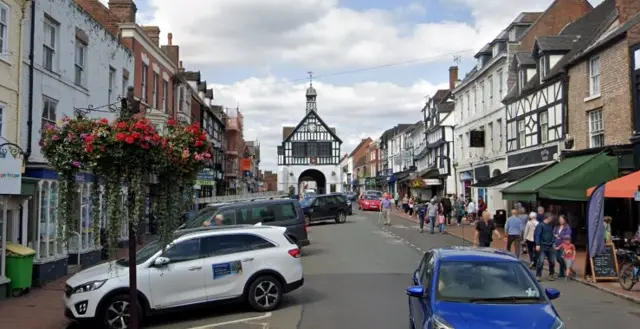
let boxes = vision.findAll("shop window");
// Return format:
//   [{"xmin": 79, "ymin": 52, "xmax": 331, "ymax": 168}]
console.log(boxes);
[{"xmin": 37, "ymin": 181, "xmax": 62, "ymax": 260}]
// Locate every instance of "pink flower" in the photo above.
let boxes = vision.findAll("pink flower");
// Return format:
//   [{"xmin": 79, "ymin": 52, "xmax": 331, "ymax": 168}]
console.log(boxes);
[
  {"xmin": 194, "ymin": 153, "xmax": 204, "ymax": 161},
  {"xmin": 72, "ymin": 161, "xmax": 81, "ymax": 168},
  {"xmin": 52, "ymin": 135, "xmax": 60, "ymax": 141}
]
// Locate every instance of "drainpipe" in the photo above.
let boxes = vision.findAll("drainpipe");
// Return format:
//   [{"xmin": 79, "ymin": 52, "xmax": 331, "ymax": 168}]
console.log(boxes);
[{"xmin": 25, "ymin": 0, "xmax": 36, "ymax": 159}]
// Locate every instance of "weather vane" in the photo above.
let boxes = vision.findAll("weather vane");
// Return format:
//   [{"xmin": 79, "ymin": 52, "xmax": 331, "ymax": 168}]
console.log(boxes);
[
  {"xmin": 308, "ymin": 71, "xmax": 313, "ymax": 86},
  {"xmin": 453, "ymin": 55, "xmax": 461, "ymax": 65}
]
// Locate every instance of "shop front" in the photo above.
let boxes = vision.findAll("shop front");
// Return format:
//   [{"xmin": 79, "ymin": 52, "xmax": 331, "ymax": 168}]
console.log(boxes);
[
  {"xmin": 501, "ymin": 152, "xmax": 620, "ymax": 247},
  {"xmin": 458, "ymin": 170, "xmax": 473, "ymax": 200},
  {"xmin": 0, "ymin": 144, "xmax": 34, "ymax": 299}
]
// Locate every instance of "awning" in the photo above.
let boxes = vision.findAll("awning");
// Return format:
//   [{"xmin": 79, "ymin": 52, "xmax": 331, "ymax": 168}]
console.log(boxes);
[
  {"xmin": 395, "ymin": 170, "xmax": 412, "ymax": 182},
  {"xmin": 418, "ymin": 168, "xmax": 439, "ymax": 178},
  {"xmin": 501, "ymin": 153, "xmax": 618, "ymax": 202},
  {"xmin": 460, "ymin": 171, "xmax": 473, "ymax": 181},
  {"xmin": 586, "ymin": 170, "xmax": 640, "ymax": 198},
  {"xmin": 471, "ymin": 165, "xmax": 545, "ymax": 188}
]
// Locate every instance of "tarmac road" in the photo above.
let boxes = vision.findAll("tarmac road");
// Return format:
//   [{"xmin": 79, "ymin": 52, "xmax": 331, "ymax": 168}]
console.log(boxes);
[{"xmin": 138, "ymin": 209, "xmax": 640, "ymax": 328}]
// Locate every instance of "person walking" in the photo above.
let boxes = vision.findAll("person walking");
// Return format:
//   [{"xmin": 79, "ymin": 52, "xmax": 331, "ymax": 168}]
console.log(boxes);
[
  {"xmin": 394, "ymin": 192, "xmax": 400, "ymax": 210},
  {"xmin": 453, "ymin": 195, "xmax": 464, "ymax": 226},
  {"xmin": 408, "ymin": 197, "xmax": 415, "ymax": 216},
  {"xmin": 380, "ymin": 194, "xmax": 392, "ymax": 225},
  {"xmin": 556, "ymin": 236, "xmax": 576, "ymax": 280},
  {"xmin": 437, "ymin": 200, "xmax": 446, "ymax": 234},
  {"xmin": 466, "ymin": 198, "xmax": 476, "ymax": 224},
  {"xmin": 523, "ymin": 212, "xmax": 539, "ymax": 269},
  {"xmin": 402, "ymin": 194, "xmax": 409, "ymax": 214},
  {"xmin": 427, "ymin": 198, "xmax": 439, "ymax": 234},
  {"xmin": 417, "ymin": 201, "xmax": 427, "ymax": 233},
  {"xmin": 534, "ymin": 213, "xmax": 556, "ymax": 281},
  {"xmin": 474, "ymin": 210, "xmax": 502, "ymax": 247},
  {"xmin": 553, "ymin": 215, "xmax": 572, "ymax": 278},
  {"xmin": 504, "ymin": 208, "xmax": 525, "ymax": 258},
  {"xmin": 441, "ymin": 196, "xmax": 452, "ymax": 225}
]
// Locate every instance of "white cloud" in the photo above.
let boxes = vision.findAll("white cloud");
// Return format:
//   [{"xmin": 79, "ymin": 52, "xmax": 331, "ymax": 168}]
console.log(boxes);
[
  {"xmin": 213, "ymin": 78, "xmax": 447, "ymax": 170},
  {"xmin": 121, "ymin": 0, "xmax": 604, "ymax": 171}
]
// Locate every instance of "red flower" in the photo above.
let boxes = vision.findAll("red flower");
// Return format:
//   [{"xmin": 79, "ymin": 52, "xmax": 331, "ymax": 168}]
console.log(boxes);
[
  {"xmin": 195, "ymin": 140, "xmax": 203, "ymax": 147},
  {"xmin": 124, "ymin": 136, "xmax": 135, "ymax": 144},
  {"xmin": 115, "ymin": 133, "xmax": 127, "ymax": 141},
  {"xmin": 98, "ymin": 118, "xmax": 109, "ymax": 125},
  {"xmin": 116, "ymin": 121, "xmax": 128, "ymax": 130},
  {"xmin": 131, "ymin": 131, "xmax": 141, "ymax": 139},
  {"xmin": 168, "ymin": 118, "xmax": 176, "ymax": 126}
]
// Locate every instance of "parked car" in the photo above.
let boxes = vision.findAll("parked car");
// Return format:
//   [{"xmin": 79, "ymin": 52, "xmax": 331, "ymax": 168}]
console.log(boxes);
[
  {"xmin": 64, "ymin": 225, "xmax": 304, "ymax": 329},
  {"xmin": 362, "ymin": 190, "xmax": 383, "ymax": 200},
  {"xmin": 299, "ymin": 194, "xmax": 350, "ymax": 225},
  {"xmin": 407, "ymin": 247, "xmax": 563, "ymax": 329},
  {"xmin": 346, "ymin": 192, "xmax": 357, "ymax": 201},
  {"xmin": 329, "ymin": 192, "xmax": 353, "ymax": 215},
  {"xmin": 181, "ymin": 199, "xmax": 309, "ymax": 248},
  {"xmin": 359, "ymin": 194, "xmax": 381, "ymax": 211}
]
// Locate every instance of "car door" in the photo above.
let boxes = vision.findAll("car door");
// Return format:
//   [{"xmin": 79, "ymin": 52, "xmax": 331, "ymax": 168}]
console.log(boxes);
[
  {"xmin": 409, "ymin": 252, "xmax": 434, "ymax": 328},
  {"xmin": 201, "ymin": 233, "xmax": 276, "ymax": 300},
  {"xmin": 325, "ymin": 196, "xmax": 340, "ymax": 217},
  {"xmin": 148, "ymin": 238, "xmax": 206, "ymax": 309},
  {"xmin": 311, "ymin": 197, "xmax": 328, "ymax": 220}
]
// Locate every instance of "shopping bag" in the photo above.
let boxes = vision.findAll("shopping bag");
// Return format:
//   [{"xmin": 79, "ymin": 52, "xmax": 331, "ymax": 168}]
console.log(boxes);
[{"xmin": 437, "ymin": 215, "xmax": 445, "ymax": 224}]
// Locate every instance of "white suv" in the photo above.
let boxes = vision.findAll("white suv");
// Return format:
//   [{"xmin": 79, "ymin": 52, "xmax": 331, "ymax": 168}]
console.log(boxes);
[{"xmin": 63, "ymin": 225, "xmax": 304, "ymax": 329}]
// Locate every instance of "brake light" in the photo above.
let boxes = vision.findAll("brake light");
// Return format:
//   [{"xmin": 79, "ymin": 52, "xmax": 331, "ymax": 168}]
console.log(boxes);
[{"xmin": 288, "ymin": 248, "xmax": 301, "ymax": 258}]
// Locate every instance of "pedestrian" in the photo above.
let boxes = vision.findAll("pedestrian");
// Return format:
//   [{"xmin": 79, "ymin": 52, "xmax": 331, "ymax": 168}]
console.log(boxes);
[
  {"xmin": 556, "ymin": 236, "xmax": 576, "ymax": 280},
  {"xmin": 553, "ymin": 215, "xmax": 572, "ymax": 278},
  {"xmin": 534, "ymin": 213, "xmax": 556, "ymax": 281},
  {"xmin": 437, "ymin": 200, "xmax": 446, "ymax": 234},
  {"xmin": 504, "ymin": 208, "xmax": 524, "ymax": 258},
  {"xmin": 518, "ymin": 205, "xmax": 529, "ymax": 254},
  {"xmin": 441, "ymin": 196, "xmax": 452, "ymax": 225},
  {"xmin": 453, "ymin": 195, "xmax": 464, "ymax": 226},
  {"xmin": 380, "ymin": 194, "xmax": 392, "ymax": 225},
  {"xmin": 417, "ymin": 201, "xmax": 427, "ymax": 233},
  {"xmin": 477, "ymin": 197, "xmax": 486, "ymax": 219},
  {"xmin": 394, "ymin": 192, "xmax": 400, "ymax": 210},
  {"xmin": 536, "ymin": 206, "xmax": 545, "ymax": 223},
  {"xmin": 408, "ymin": 197, "xmax": 415, "ymax": 216},
  {"xmin": 466, "ymin": 198, "xmax": 476, "ymax": 224},
  {"xmin": 402, "ymin": 194, "xmax": 409, "ymax": 213},
  {"xmin": 427, "ymin": 198, "xmax": 439, "ymax": 234},
  {"xmin": 523, "ymin": 212, "xmax": 539, "ymax": 269},
  {"xmin": 474, "ymin": 210, "xmax": 501, "ymax": 247}
]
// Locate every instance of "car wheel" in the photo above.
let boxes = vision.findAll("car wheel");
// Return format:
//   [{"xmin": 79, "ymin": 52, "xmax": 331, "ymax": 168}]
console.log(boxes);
[
  {"xmin": 335, "ymin": 211, "xmax": 346, "ymax": 223},
  {"xmin": 305, "ymin": 215, "xmax": 311, "ymax": 225},
  {"xmin": 99, "ymin": 294, "xmax": 141, "ymax": 329},
  {"xmin": 247, "ymin": 276, "xmax": 283, "ymax": 312}
]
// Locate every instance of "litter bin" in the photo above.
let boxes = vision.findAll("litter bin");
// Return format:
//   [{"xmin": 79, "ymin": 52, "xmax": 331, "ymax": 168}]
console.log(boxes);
[{"xmin": 5, "ymin": 243, "xmax": 36, "ymax": 297}]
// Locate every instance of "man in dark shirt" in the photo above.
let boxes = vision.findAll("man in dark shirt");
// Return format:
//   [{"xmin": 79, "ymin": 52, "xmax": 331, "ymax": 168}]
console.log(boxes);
[
  {"xmin": 534, "ymin": 213, "xmax": 556, "ymax": 281},
  {"xmin": 474, "ymin": 211, "xmax": 502, "ymax": 247}
]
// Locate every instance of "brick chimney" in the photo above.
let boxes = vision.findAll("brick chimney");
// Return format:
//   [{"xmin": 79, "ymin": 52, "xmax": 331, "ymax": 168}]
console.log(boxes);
[
  {"xmin": 449, "ymin": 66, "xmax": 459, "ymax": 90},
  {"xmin": 616, "ymin": 0, "xmax": 640, "ymax": 24},
  {"xmin": 161, "ymin": 32, "xmax": 180, "ymax": 68},
  {"xmin": 179, "ymin": 60, "xmax": 185, "ymax": 73},
  {"xmin": 108, "ymin": 0, "xmax": 137, "ymax": 23},
  {"xmin": 142, "ymin": 26, "xmax": 160, "ymax": 46}
]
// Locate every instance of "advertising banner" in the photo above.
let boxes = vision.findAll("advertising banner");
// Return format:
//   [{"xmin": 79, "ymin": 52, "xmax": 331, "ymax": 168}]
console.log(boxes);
[
  {"xmin": 0, "ymin": 149, "xmax": 22, "ymax": 195},
  {"xmin": 587, "ymin": 183, "xmax": 606, "ymax": 257}
]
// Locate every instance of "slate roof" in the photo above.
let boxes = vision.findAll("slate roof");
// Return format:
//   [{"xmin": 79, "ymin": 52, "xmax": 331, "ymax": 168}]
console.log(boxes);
[
  {"xmin": 205, "ymin": 89, "xmax": 214, "ymax": 99},
  {"xmin": 433, "ymin": 89, "xmax": 450, "ymax": 102},
  {"xmin": 504, "ymin": 0, "xmax": 617, "ymax": 103},
  {"xmin": 535, "ymin": 35, "xmax": 581, "ymax": 52},
  {"xmin": 282, "ymin": 126, "xmax": 295, "ymax": 140},
  {"xmin": 515, "ymin": 52, "xmax": 536, "ymax": 66}
]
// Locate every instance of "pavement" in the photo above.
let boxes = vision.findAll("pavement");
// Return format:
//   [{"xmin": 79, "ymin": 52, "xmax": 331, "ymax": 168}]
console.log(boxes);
[{"xmin": 2, "ymin": 210, "xmax": 640, "ymax": 329}]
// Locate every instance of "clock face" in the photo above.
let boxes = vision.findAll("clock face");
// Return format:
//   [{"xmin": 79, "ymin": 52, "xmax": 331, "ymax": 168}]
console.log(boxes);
[{"xmin": 309, "ymin": 124, "xmax": 316, "ymax": 132}]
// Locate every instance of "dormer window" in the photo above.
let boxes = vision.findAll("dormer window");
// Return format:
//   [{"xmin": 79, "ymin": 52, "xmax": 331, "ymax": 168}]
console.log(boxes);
[
  {"xmin": 509, "ymin": 28, "xmax": 517, "ymax": 42},
  {"xmin": 492, "ymin": 44, "xmax": 499, "ymax": 57},
  {"xmin": 518, "ymin": 69, "xmax": 527, "ymax": 93},
  {"xmin": 477, "ymin": 57, "xmax": 483, "ymax": 69},
  {"xmin": 539, "ymin": 56, "xmax": 548, "ymax": 82}
]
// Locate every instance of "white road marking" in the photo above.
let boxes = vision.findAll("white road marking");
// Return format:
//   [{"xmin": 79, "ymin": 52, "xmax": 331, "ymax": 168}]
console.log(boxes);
[
  {"xmin": 187, "ymin": 313, "xmax": 272, "ymax": 329},
  {"xmin": 381, "ymin": 227, "xmax": 424, "ymax": 254}
]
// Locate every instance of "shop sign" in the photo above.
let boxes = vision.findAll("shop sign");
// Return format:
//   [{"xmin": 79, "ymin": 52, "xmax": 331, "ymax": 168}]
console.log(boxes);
[
  {"xmin": 195, "ymin": 169, "xmax": 215, "ymax": 186},
  {"xmin": 423, "ymin": 179, "xmax": 442, "ymax": 186},
  {"xmin": 410, "ymin": 179, "xmax": 424, "ymax": 188},
  {"xmin": 0, "ymin": 151, "xmax": 22, "ymax": 195},
  {"xmin": 507, "ymin": 145, "xmax": 558, "ymax": 169}
]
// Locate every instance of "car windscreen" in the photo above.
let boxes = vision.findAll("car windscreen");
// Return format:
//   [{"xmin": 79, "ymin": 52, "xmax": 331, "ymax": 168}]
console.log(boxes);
[
  {"xmin": 435, "ymin": 261, "xmax": 544, "ymax": 303},
  {"xmin": 116, "ymin": 238, "xmax": 163, "ymax": 266},
  {"xmin": 299, "ymin": 197, "xmax": 315, "ymax": 207},
  {"xmin": 183, "ymin": 207, "xmax": 218, "ymax": 229},
  {"xmin": 363, "ymin": 195, "xmax": 379, "ymax": 200}
]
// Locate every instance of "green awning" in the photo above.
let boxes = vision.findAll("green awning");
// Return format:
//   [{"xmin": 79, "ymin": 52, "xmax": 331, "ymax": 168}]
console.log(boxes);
[{"xmin": 501, "ymin": 153, "xmax": 618, "ymax": 202}]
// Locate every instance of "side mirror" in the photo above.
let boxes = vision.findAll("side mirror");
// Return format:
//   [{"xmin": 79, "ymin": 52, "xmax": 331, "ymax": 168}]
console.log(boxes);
[
  {"xmin": 545, "ymin": 287, "xmax": 560, "ymax": 300},
  {"xmin": 406, "ymin": 285, "xmax": 425, "ymax": 298},
  {"xmin": 154, "ymin": 256, "xmax": 170, "ymax": 266}
]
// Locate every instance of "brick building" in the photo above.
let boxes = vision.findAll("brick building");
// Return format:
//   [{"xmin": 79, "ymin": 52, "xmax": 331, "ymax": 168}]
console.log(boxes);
[
  {"xmin": 566, "ymin": 0, "xmax": 640, "ymax": 150},
  {"xmin": 263, "ymin": 171, "xmax": 278, "ymax": 191},
  {"xmin": 348, "ymin": 138, "xmax": 372, "ymax": 191},
  {"xmin": 224, "ymin": 107, "xmax": 245, "ymax": 194},
  {"xmin": 76, "ymin": 0, "xmax": 177, "ymax": 131}
]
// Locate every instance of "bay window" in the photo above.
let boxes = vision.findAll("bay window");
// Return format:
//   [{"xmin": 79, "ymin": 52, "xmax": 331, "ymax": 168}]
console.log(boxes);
[{"xmin": 35, "ymin": 181, "xmax": 63, "ymax": 260}]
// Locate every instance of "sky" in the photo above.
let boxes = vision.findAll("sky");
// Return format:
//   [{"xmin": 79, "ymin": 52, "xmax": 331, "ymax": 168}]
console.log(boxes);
[{"xmin": 100, "ymin": 0, "xmax": 603, "ymax": 171}]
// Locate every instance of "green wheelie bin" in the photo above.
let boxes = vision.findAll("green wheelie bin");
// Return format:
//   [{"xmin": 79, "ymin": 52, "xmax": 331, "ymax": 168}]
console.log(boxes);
[{"xmin": 5, "ymin": 243, "xmax": 36, "ymax": 297}]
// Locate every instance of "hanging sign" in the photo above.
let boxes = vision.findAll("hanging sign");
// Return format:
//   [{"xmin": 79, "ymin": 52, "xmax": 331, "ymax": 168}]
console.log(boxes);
[{"xmin": 0, "ymin": 149, "xmax": 22, "ymax": 195}]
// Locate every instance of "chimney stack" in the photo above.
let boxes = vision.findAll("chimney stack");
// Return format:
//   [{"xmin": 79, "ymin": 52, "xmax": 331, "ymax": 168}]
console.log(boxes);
[
  {"xmin": 449, "ymin": 66, "xmax": 459, "ymax": 90},
  {"xmin": 142, "ymin": 26, "xmax": 160, "ymax": 46},
  {"xmin": 108, "ymin": 0, "xmax": 137, "ymax": 23},
  {"xmin": 179, "ymin": 60, "xmax": 185, "ymax": 73},
  {"xmin": 161, "ymin": 32, "xmax": 180, "ymax": 69},
  {"xmin": 615, "ymin": 0, "xmax": 640, "ymax": 24}
]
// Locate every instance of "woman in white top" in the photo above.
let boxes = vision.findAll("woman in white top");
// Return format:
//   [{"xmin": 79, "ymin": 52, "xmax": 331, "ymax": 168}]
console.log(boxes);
[
  {"xmin": 523, "ymin": 212, "xmax": 539, "ymax": 269},
  {"xmin": 466, "ymin": 200, "xmax": 476, "ymax": 223}
]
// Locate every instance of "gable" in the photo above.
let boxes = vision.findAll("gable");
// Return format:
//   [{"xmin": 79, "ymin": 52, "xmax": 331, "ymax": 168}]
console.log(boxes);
[{"xmin": 283, "ymin": 111, "xmax": 343, "ymax": 143}]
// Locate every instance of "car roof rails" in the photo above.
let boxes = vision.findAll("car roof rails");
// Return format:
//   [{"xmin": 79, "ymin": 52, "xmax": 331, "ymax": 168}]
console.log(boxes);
[{"xmin": 202, "ymin": 191, "xmax": 291, "ymax": 206}]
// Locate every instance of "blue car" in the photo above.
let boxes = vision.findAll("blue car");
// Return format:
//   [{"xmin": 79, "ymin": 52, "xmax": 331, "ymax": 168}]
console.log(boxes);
[{"xmin": 407, "ymin": 247, "xmax": 564, "ymax": 329}]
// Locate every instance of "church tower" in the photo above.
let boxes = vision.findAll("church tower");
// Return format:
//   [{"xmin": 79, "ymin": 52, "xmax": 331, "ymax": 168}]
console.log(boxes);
[{"xmin": 306, "ymin": 71, "xmax": 317, "ymax": 113}]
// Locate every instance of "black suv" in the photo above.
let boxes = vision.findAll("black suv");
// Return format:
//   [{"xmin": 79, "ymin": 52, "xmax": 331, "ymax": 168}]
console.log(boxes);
[
  {"xmin": 300, "ymin": 194, "xmax": 350, "ymax": 224},
  {"xmin": 181, "ymin": 199, "xmax": 310, "ymax": 247},
  {"xmin": 330, "ymin": 192, "xmax": 353, "ymax": 215}
]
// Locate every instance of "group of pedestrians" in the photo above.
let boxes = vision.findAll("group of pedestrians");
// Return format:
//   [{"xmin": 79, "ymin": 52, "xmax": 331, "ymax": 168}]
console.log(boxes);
[{"xmin": 502, "ymin": 206, "xmax": 576, "ymax": 281}]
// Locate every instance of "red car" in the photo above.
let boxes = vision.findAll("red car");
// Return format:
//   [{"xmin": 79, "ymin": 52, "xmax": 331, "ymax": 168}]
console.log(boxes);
[{"xmin": 359, "ymin": 194, "xmax": 381, "ymax": 211}]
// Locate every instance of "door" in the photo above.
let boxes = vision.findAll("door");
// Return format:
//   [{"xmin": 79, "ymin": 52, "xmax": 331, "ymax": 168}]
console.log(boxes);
[
  {"xmin": 201, "ymin": 233, "xmax": 276, "ymax": 300},
  {"xmin": 409, "ymin": 252, "xmax": 434, "ymax": 328},
  {"xmin": 325, "ymin": 196, "xmax": 340, "ymax": 217},
  {"xmin": 311, "ymin": 197, "xmax": 328, "ymax": 220},
  {"xmin": 148, "ymin": 238, "xmax": 206, "ymax": 308}
]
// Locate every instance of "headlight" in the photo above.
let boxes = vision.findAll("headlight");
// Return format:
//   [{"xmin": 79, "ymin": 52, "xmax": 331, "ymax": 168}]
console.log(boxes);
[
  {"xmin": 551, "ymin": 318, "xmax": 565, "ymax": 329},
  {"xmin": 72, "ymin": 280, "xmax": 107, "ymax": 294},
  {"xmin": 432, "ymin": 315, "xmax": 454, "ymax": 329}
]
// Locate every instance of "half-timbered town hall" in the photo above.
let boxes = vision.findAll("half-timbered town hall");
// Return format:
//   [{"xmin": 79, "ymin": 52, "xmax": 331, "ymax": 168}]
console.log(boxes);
[{"xmin": 277, "ymin": 79, "xmax": 343, "ymax": 195}]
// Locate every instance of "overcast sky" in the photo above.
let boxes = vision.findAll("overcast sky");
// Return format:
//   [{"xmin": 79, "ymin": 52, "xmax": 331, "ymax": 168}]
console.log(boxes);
[{"xmin": 103, "ymin": 0, "xmax": 603, "ymax": 171}]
